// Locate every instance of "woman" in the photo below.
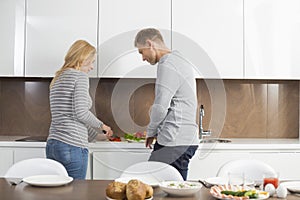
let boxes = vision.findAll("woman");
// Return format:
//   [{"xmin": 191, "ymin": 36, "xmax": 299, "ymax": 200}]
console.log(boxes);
[{"xmin": 46, "ymin": 40, "xmax": 113, "ymax": 179}]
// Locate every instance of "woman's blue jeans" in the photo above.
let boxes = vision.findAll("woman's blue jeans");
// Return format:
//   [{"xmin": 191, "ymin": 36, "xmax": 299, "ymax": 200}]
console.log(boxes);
[{"xmin": 46, "ymin": 139, "xmax": 88, "ymax": 180}]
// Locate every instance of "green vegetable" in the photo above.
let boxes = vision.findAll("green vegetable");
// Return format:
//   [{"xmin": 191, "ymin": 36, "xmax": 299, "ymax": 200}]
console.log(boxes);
[
  {"xmin": 221, "ymin": 190, "xmax": 245, "ymax": 196},
  {"xmin": 124, "ymin": 133, "xmax": 143, "ymax": 142},
  {"xmin": 221, "ymin": 190, "xmax": 259, "ymax": 198}
]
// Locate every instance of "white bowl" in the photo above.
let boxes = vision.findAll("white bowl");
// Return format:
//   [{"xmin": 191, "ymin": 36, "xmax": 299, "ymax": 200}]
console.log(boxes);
[{"xmin": 159, "ymin": 181, "xmax": 202, "ymax": 196}]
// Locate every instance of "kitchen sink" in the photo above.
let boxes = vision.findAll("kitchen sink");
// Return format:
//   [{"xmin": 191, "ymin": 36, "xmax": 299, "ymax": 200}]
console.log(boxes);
[{"xmin": 200, "ymin": 138, "xmax": 231, "ymax": 143}]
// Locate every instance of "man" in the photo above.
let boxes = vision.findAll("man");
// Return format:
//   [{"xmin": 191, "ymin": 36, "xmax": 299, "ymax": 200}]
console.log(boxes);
[{"xmin": 134, "ymin": 28, "xmax": 200, "ymax": 180}]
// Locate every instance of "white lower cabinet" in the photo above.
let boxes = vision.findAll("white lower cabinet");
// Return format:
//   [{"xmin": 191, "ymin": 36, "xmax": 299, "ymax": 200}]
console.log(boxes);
[
  {"xmin": 14, "ymin": 147, "xmax": 93, "ymax": 179},
  {"xmin": 14, "ymin": 148, "xmax": 46, "ymax": 163},
  {"xmin": 188, "ymin": 150, "xmax": 300, "ymax": 181},
  {"xmin": 2, "ymin": 144, "xmax": 300, "ymax": 181},
  {"xmin": 249, "ymin": 152, "xmax": 300, "ymax": 180},
  {"xmin": 0, "ymin": 149, "xmax": 14, "ymax": 176},
  {"xmin": 0, "ymin": 147, "xmax": 46, "ymax": 177},
  {"xmin": 0, "ymin": 146, "xmax": 92, "ymax": 180},
  {"xmin": 188, "ymin": 151, "xmax": 250, "ymax": 180},
  {"xmin": 92, "ymin": 150, "xmax": 150, "ymax": 180}
]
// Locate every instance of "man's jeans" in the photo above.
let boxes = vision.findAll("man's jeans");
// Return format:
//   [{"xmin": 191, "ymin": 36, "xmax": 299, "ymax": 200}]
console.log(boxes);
[{"xmin": 148, "ymin": 142, "xmax": 198, "ymax": 180}]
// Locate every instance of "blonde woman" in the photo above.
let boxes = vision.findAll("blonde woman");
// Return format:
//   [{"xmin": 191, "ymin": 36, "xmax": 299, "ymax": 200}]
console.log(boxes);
[{"xmin": 46, "ymin": 40, "xmax": 113, "ymax": 179}]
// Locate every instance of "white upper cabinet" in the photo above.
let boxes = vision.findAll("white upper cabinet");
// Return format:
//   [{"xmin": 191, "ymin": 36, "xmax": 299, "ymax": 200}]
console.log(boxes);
[
  {"xmin": 0, "ymin": 0, "xmax": 25, "ymax": 76},
  {"xmin": 245, "ymin": 0, "xmax": 300, "ymax": 79},
  {"xmin": 25, "ymin": 0, "xmax": 98, "ymax": 77},
  {"xmin": 172, "ymin": 0, "xmax": 243, "ymax": 79},
  {"xmin": 98, "ymin": 0, "xmax": 171, "ymax": 78}
]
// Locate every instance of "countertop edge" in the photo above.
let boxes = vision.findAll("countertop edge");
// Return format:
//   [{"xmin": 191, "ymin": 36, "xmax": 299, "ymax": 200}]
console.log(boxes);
[{"xmin": 0, "ymin": 139, "xmax": 300, "ymax": 151}]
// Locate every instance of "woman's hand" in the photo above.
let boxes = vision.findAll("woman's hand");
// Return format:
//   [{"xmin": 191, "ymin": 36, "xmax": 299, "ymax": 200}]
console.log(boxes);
[{"xmin": 101, "ymin": 124, "xmax": 113, "ymax": 138}]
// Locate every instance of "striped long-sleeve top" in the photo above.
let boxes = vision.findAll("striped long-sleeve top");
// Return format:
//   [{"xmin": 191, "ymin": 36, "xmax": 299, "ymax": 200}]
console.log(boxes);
[{"xmin": 48, "ymin": 69, "xmax": 103, "ymax": 148}]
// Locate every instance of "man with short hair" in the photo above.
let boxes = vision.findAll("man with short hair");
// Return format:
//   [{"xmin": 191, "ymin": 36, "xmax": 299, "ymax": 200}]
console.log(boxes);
[{"xmin": 134, "ymin": 28, "xmax": 199, "ymax": 180}]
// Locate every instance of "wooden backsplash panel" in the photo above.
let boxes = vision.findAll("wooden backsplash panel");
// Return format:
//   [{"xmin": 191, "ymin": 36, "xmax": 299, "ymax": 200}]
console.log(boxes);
[
  {"xmin": 95, "ymin": 78, "xmax": 155, "ymax": 136},
  {"xmin": 0, "ymin": 78, "xmax": 51, "ymax": 136},
  {"xmin": 94, "ymin": 78, "xmax": 122, "ymax": 135},
  {"xmin": 94, "ymin": 79, "xmax": 299, "ymax": 138},
  {"xmin": 0, "ymin": 78, "xmax": 298, "ymax": 138},
  {"xmin": 198, "ymin": 80, "xmax": 299, "ymax": 138},
  {"xmin": 267, "ymin": 81, "xmax": 299, "ymax": 138},
  {"xmin": 220, "ymin": 80, "xmax": 268, "ymax": 138},
  {"xmin": 131, "ymin": 80, "xmax": 155, "ymax": 133}
]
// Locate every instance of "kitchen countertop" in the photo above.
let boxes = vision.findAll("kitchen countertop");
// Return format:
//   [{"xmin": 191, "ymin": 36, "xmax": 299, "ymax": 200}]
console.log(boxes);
[{"xmin": 0, "ymin": 136, "xmax": 300, "ymax": 151}]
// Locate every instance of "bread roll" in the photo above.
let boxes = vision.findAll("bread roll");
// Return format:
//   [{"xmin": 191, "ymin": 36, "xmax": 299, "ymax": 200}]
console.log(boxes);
[
  {"xmin": 145, "ymin": 184, "xmax": 153, "ymax": 199},
  {"xmin": 126, "ymin": 179, "xmax": 147, "ymax": 200},
  {"xmin": 106, "ymin": 181, "xmax": 126, "ymax": 200}
]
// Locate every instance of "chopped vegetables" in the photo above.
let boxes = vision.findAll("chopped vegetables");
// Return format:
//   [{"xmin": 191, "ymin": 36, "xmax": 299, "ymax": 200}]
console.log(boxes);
[
  {"xmin": 108, "ymin": 136, "xmax": 121, "ymax": 142},
  {"xmin": 221, "ymin": 189, "xmax": 259, "ymax": 198},
  {"xmin": 167, "ymin": 182, "xmax": 199, "ymax": 189},
  {"xmin": 210, "ymin": 185, "xmax": 269, "ymax": 200},
  {"xmin": 124, "ymin": 132, "xmax": 146, "ymax": 142}
]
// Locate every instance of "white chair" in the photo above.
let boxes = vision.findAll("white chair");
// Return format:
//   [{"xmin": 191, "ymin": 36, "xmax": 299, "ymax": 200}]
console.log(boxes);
[
  {"xmin": 216, "ymin": 159, "xmax": 276, "ymax": 185},
  {"xmin": 4, "ymin": 158, "xmax": 68, "ymax": 178},
  {"xmin": 120, "ymin": 161, "xmax": 183, "ymax": 185}
]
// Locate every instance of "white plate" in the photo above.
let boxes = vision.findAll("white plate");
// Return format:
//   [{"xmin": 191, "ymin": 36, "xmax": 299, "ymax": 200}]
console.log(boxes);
[
  {"xmin": 280, "ymin": 181, "xmax": 300, "ymax": 193},
  {"xmin": 23, "ymin": 175, "xmax": 73, "ymax": 187},
  {"xmin": 205, "ymin": 177, "xmax": 255, "ymax": 186},
  {"xmin": 210, "ymin": 185, "xmax": 269, "ymax": 200},
  {"xmin": 115, "ymin": 177, "xmax": 159, "ymax": 187},
  {"xmin": 205, "ymin": 177, "xmax": 228, "ymax": 185},
  {"xmin": 159, "ymin": 181, "xmax": 202, "ymax": 196}
]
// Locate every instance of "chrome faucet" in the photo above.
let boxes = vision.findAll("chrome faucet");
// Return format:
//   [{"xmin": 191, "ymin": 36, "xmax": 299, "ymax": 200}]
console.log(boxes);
[{"xmin": 199, "ymin": 105, "xmax": 211, "ymax": 139}]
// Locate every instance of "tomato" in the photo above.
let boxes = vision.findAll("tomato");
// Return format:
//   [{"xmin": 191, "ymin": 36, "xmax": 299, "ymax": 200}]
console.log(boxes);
[
  {"xmin": 134, "ymin": 131, "xmax": 146, "ymax": 139},
  {"xmin": 263, "ymin": 177, "xmax": 279, "ymax": 188},
  {"xmin": 109, "ymin": 137, "xmax": 121, "ymax": 142}
]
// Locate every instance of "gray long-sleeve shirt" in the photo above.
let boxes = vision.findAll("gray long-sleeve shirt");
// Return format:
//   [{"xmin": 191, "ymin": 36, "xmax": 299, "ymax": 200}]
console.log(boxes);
[
  {"xmin": 147, "ymin": 50, "xmax": 200, "ymax": 146},
  {"xmin": 48, "ymin": 69, "xmax": 102, "ymax": 148}
]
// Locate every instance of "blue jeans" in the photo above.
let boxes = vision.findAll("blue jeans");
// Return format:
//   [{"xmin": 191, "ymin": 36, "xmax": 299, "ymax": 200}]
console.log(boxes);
[
  {"xmin": 148, "ymin": 142, "xmax": 198, "ymax": 180},
  {"xmin": 46, "ymin": 139, "xmax": 88, "ymax": 180}
]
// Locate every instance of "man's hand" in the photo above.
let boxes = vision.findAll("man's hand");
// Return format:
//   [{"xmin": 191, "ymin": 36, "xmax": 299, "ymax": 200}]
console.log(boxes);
[{"xmin": 145, "ymin": 137, "xmax": 155, "ymax": 149}]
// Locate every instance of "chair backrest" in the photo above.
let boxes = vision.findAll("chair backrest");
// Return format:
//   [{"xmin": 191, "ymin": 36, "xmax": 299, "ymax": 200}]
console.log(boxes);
[
  {"xmin": 121, "ymin": 161, "xmax": 183, "ymax": 183},
  {"xmin": 4, "ymin": 158, "xmax": 68, "ymax": 178},
  {"xmin": 216, "ymin": 159, "xmax": 276, "ymax": 184}
]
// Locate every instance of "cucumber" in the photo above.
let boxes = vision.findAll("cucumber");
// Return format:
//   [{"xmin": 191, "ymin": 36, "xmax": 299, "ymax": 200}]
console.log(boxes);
[
  {"xmin": 221, "ymin": 190, "xmax": 246, "ymax": 196},
  {"xmin": 221, "ymin": 190, "xmax": 259, "ymax": 199}
]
